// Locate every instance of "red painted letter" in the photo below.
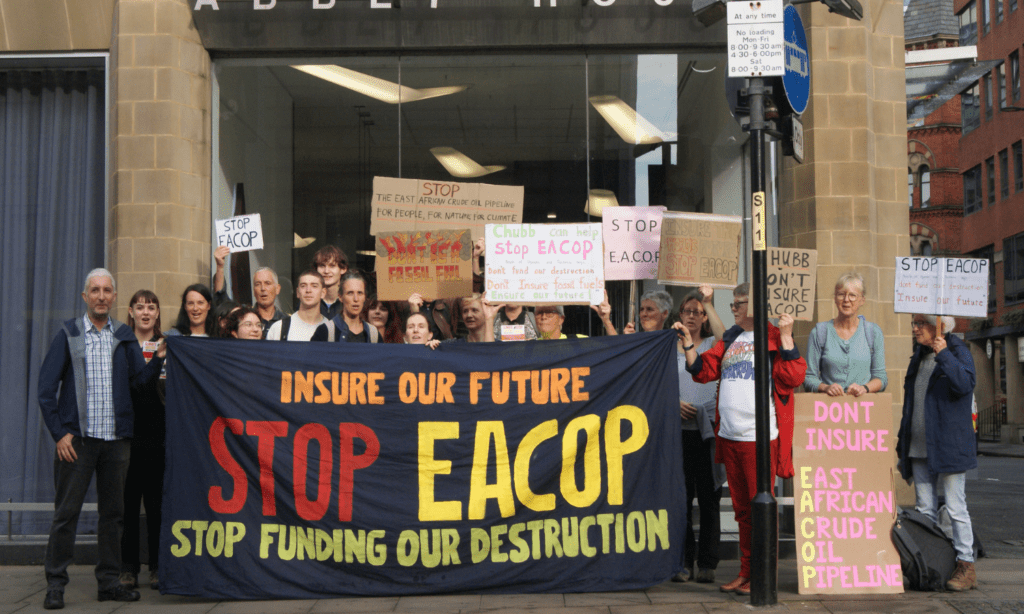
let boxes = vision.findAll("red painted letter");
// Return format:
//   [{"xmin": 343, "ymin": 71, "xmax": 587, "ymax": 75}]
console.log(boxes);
[
  {"xmin": 208, "ymin": 418, "xmax": 246, "ymax": 514},
  {"xmin": 246, "ymin": 421, "xmax": 289, "ymax": 516},
  {"xmin": 293, "ymin": 423, "xmax": 333, "ymax": 521},
  {"xmin": 337, "ymin": 423, "xmax": 380, "ymax": 522}
]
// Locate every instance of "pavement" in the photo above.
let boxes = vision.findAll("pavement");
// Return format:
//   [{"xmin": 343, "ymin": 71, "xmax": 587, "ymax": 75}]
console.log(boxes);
[
  {"xmin": 977, "ymin": 442, "xmax": 1024, "ymax": 459},
  {"xmin": 1, "ymin": 558, "xmax": 1021, "ymax": 614}
]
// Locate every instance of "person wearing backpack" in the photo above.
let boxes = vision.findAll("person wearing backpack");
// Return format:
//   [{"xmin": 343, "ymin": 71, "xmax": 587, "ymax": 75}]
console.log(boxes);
[
  {"xmin": 804, "ymin": 272, "xmax": 887, "ymax": 396},
  {"xmin": 897, "ymin": 314, "xmax": 978, "ymax": 591}
]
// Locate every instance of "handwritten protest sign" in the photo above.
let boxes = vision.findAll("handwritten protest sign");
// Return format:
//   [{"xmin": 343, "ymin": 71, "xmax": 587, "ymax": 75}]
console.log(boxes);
[
  {"xmin": 215, "ymin": 214, "xmax": 263, "ymax": 253},
  {"xmin": 757, "ymin": 247, "xmax": 817, "ymax": 321},
  {"xmin": 603, "ymin": 207, "xmax": 665, "ymax": 281},
  {"xmin": 374, "ymin": 229, "xmax": 473, "ymax": 301},
  {"xmin": 894, "ymin": 257, "xmax": 989, "ymax": 317},
  {"xmin": 485, "ymin": 223, "xmax": 604, "ymax": 306},
  {"xmin": 370, "ymin": 177, "xmax": 524, "ymax": 241},
  {"xmin": 793, "ymin": 393, "xmax": 902, "ymax": 595},
  {"xmin": 657, "ymin": 212, "xmax": 742, "ymax": 288}
]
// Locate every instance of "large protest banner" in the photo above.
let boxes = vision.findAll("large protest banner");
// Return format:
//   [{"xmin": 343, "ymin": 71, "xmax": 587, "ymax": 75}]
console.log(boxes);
[
  {"xmin": 485, "ymin": 223, "xmax": 604, "ymax": 305},
  {"xmin": 161, "ymin": 333, "xmax": 683, "ymax": 599},
  {"xmin": 370, "ymin": 177, "xmax": 524, "ymax": 240},
  {"xmin": 602, "ymin": 207, "xmax": 665, "ymax": 281},
  {"xmin": 894, "ymin": 257, "xmax": 989, "ymax": 317},
  {"xmin": 375, "ymin": 229, "xmax": 473, "ymax": 300},
  {"xmin": 793, "ymin": 393, "xmax": 902, "ymax": 595},
  {"xmin": 657, "ymin": 212, "xmax": 742, "ymax": 288}
]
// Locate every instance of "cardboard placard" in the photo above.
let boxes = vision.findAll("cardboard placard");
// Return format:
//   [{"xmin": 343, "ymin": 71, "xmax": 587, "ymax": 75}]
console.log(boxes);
[
  {"xmin": 761, "ymin": 247, "xmax": 817, "ymax": 321},
  {"xmin": 894, "ymin": 257, "xmax": 989, "ymax": 317},
  {"xmin": 602, "ymin": 206, "xmax": 666, "ymax": 281},
  {"xmin": 657, "ymin": 212, "xmax": 742, "ymax": 288},
  {"xmin": 793, "ymin": 393, "xmax": 903, "ymax": 595},
  {"xmin": 374, "ymin": 229, "xmax": 473, "ymax": 301},
  {"xmin": 370, "ymin": 177, "xmax": 524, "ymax": 241},
  {"xmin": 485, "ymin": 223, "xmax": 604, "ymax": 306},
  {"xmin": 215, "ymin": 213, "xmax": 264, "ymax": 253}
]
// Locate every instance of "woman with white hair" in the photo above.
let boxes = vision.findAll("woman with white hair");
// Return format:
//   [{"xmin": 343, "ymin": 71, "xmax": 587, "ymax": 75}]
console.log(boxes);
[
  {"xmin": 804, "ymin": 272, "xmax": 886, "ymax": 396},
  {"xmin": 623, "ymin": 290, "xmax": 673, "ymax": 333},
  {"xmin": 896, "ymin": 314, "xmax": 978, "ymax": 591}
]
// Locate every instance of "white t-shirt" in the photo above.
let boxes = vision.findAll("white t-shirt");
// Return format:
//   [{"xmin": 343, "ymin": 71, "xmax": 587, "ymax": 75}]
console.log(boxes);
[
  {"xmin": 266, "ymin": 313, "xmax": 329, "ymax": 342},
  {"xmin": 716, "ymin": 331, "xmax": 778, "ymax": 442}
]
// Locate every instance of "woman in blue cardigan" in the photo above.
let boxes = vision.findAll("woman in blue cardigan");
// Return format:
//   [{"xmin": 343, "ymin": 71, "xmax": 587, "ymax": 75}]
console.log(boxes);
[{"xmin": 897, "ymin": 314, "xmax": 978, "ymax": 591}]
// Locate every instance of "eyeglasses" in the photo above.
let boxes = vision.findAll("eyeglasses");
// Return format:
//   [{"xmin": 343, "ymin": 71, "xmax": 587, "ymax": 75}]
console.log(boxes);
[
  {"xmin": 911, "ymin": 320, "xmax": 929, "ymax": 329},
  {"xmin": 680, "ymin": 309, "xmax": 705, "ymax": 317},
  {"xmin": 535, "ymin": 311, "xmax": 561, "ymax": 319},
  {"xmin": 729, "ymin": 301, "xmax": 748, "ymax": 310},
  {"xmin": 238, "ymin": 321, "xmax": 262, "ymax": 330},
  {"xmin": 835, "ymin": 292, "xmax": 861, "ymax": 301}
]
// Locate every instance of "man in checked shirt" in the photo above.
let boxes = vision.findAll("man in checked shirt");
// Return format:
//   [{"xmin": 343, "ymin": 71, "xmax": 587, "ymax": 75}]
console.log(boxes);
[{"xmin": 36, "ymin": 269, "xmax": 166, "ymax": 610}]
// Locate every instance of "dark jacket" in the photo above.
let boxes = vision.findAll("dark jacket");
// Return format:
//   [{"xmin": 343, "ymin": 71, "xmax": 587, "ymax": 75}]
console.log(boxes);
[
  {"xmin": 686, "ymin": 323, "xmax": 807, "ymax": 479},
  {"xmin": 897, "ymin": 333, "xmax": 976, "ymax": 479},
  {"xmin": 37, "ymin": 316, "xmax": 164, "ymax": 442},
  {"xmin": 312, "ymin": 316, "xmax": 379, "ymax": 343}
]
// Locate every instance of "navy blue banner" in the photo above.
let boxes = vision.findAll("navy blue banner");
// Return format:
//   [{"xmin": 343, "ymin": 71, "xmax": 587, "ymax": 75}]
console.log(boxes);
[{"xmin": 161, "ymin": 332, "xmax": 683, "ymax": 599}]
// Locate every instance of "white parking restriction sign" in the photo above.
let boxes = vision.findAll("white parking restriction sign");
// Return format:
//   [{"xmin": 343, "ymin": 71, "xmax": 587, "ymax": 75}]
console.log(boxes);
[{"xmin": 727, "ymin": 0, "xmax": 785, "ymax": 77}]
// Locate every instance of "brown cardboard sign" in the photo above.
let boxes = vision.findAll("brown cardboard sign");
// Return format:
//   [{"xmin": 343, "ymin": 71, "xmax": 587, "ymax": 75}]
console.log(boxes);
[
  {"xmin": 759, "ymin": 247, "xmax": 817, "ymax": 321},
  {"xmin": 374, "ymin": 229, "xmax": 473, "ymax": 301},
  {"xmin": 656, "ymin": 212, "xmax": 742, "ymax": 288},
  {"xmin": 793, "ymin": 393, "xmax": 903, "ymax": 595},
  {"xmin": 370, "ymin": 177, "xmax": 524, "ymax": 241}
]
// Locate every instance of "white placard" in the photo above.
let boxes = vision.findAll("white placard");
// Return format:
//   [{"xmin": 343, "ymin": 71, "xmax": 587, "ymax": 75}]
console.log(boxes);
[
  {"xmin": 215, "ymin": 213, "xmax": 264, "ymax": 253},
  {"xmin": 602, "ymin": 206, "xmax": 665, "ymax": 281},
  {"xmin": 485, "ymin": 223, "xmax": 604, "ymax": 306},
  {"xmin": 894, "ymin": 257, "xmax": 990, "ymax": 317},
  {"xmin": 727, "ymin": 0, "xmax": 785, "ymax": 77}
]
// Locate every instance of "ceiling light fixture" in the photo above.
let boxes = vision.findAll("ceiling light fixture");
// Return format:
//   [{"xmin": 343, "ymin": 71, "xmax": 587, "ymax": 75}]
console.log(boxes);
[
  {"xmin": 583, "ymin": 189, "xmax": 620, "ymax": 218},
  {"xmin": 589, "ymin": 95, "xmax": 669, "ymax": 145},
  {"xmin": 430, "ymin": 147, "xmax": 506, "ymax": 178},
  {"xmin": 292, "ymin": 65, "xmax": 468, "ymax": 104}
]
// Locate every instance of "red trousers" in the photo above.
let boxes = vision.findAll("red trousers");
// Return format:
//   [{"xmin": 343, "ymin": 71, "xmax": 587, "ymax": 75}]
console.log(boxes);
[{"xmin": 718, "ymin": 437, "xmax": 778, "ymax": 578}]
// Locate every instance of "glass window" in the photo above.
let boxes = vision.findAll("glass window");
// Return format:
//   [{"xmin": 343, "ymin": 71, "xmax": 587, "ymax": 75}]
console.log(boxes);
[
  {"xmin": 997, "ymin": 64, "xmax": 1006, "ymax": 109},
  {"xmin": 1015, "ymin": 141, "xmax": 1023, "ymax": 192},
  {"xmin": 959, "ymin": 1, "xmax": 978, "ymax": 45},
  {"xmin": 1012, "ymin": 51, "xmax": 1020, "ymax": 101},
  {"xmin": 982, "ymin": 0, "xmax": 990, "ymax": 34},
  {"xmin": 1006, "ymin": 232, "xmax": 1024, "ymax": 304},
  {"xmin": 971, "ymin": 245, "xmax": 997, "ymax": 311},
  {"xmin": 983, "ymin": 74, "xmax": 993, "ymax": 119},
  {"xmin": 987, "ymin": 157, "xmax": 996, "ymax": 204},
  {"xmin": 1012, "ymin": 0, "xmax": 1018, "ymax": 13},
  {"xmin": 996, "ymin": 0, "xmax": 1004, "ymax": 22},
  {"xmin": 962, "ymin": 83, "xmax": 981, "ymax": 133},
  {"xmin": 1000, "ymin": 149, "xmax": 1010, "ymax": 198},
  {"xmin": 921, "ymin": 168, "xmax": 931, "ymax": 207},
  {"xmin": 908, "ymin": 171, "xmax": 915, "ymax": 207},
  {"xmin": 965, "ymin": 164, "xmax": 983, "ymax": 213}
]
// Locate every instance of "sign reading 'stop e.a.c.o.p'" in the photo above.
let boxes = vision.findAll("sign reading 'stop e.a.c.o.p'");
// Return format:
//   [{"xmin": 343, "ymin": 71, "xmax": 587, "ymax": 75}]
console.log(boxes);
[{"xmin": 894, "ymin": 256, "xmax": 990, "ymax": 317}]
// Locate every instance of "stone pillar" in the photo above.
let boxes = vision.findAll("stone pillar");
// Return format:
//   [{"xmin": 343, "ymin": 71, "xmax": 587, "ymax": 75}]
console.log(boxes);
[
  {"xmin": 109, "ymin": 0, "xmax": 211, "ymax": 322},
  {"xmin": 969, "ymin": 341, "xmax": 994, "ymax": 417},
  {"xmin": 778, "ymin": 0, "xmax": 911, "ymax": 499},
  {"xmin": 1003, "ymin": 334, "xmax": 1023, "ymax": 444}
]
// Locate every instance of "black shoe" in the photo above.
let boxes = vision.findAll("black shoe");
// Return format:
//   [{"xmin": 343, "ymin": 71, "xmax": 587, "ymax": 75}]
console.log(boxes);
[
  {"xmin": 43, "ymin": 589, "xmax": 64, "ymax": 610},
  {"xmin": 98, "ymin": 585, "xmax": 141, "ymax": 602}
]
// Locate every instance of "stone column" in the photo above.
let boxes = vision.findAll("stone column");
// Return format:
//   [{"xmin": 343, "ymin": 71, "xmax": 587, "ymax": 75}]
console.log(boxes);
[
  {"xmin": 778, "ymin": 0, "xmax": 911, "ymax": 499},
  {"xmin": 109, "ymin": 0, "xmax": 211, "ymax": 322},
  {"xmin": 1003, "ymin": 334, "xmax": 1023, "ymax": 444}
]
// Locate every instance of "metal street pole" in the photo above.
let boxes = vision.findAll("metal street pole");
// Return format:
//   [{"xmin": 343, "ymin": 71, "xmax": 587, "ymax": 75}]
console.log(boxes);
[{"xmin": 746, "ymin": 76, "xmax": 778, "ymax": 606}]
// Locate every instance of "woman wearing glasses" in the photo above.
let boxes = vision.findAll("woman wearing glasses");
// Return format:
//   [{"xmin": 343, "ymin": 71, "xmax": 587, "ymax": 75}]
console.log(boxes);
[
  {"xmin": 673, "ymin": 286, "xmax": 726, "ymax": 584},
  {"xmin": 225, "ymin": 306, "xmax": 263, "ymax": 340},
  {"xmin": 804, "ymin": 272, "xmax": 887, "ymax": 396}
]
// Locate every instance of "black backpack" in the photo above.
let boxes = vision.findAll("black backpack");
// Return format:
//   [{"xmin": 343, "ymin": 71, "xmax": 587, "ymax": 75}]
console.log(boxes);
[{"xmin": 890, "ymin": 507, "xmax": 956, "ymax": 591}]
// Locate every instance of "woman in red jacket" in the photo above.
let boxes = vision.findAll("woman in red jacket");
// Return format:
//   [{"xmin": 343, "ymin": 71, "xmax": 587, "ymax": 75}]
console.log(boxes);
[{"xmin": 674, "ymin": 282, "xmax": 806, "ymax": 596}]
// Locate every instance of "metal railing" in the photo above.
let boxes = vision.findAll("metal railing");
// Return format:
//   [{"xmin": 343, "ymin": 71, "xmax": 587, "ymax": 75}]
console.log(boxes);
[{"xmin": 977, "ymin": 399, "xmax": 1006, "ymax": 442}]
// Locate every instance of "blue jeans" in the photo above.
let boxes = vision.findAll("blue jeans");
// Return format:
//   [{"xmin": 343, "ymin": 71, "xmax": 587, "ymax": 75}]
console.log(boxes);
[
  {"xmin": 44, "ymin": 437, "xmax": 131, "ymax": 591},
  {"xmin": 911, "ymin": 458, "xmax": 974, "ymax": 563}
]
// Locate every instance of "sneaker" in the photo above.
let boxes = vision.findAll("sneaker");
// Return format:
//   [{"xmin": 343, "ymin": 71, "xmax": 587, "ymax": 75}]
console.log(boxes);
[
  {"xmin": 735, "ymin": 580, "xmax": 751, "ymax": 596},
  {"xmin": 149, "ymin": 569, "xmax": 159, "ymax": 590},
  {"xmin": 43, "ymin": 589, "xmax": 64, "ymax": 610},
  {"xmin": 118, "ymin": 571, "xmax": 137, "ymax": 589},
  {"xmin": 671, "ymin": 569, "xmax": 691, "ymax": 583},
  {"xmin": 945, "ymin": 560, "xmax": 977, "ymax": 591},
  {"xmin": 98, "ymin": 585, "xmax": 141, "ymax": 602},
  {"xmin": 695, "ymin": 568, "xmax": 716, "ymax": 583},
  {"xmin": 720, "ymin": 576, "xmax": 747, "ymax": 593}
]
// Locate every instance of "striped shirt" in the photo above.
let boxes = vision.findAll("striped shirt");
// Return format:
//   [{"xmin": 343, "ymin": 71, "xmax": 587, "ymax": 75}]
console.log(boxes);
[{"xmin": 83, "ymin": 314, "xmax": 117, "ymax": 440}]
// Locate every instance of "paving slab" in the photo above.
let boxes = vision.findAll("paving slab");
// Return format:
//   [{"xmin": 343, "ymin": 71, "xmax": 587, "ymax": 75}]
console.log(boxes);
[
  {"xmin": 207, "ymin": 599, "xmax": 318, "ymax": 613},
  {"xmin": 822, "ymin": 600, "xmax": 963, "ymax": 614},
  {"xmin": 395, "ymin": 595, "xmax": 483, "ymax": 611},
  {"xmin": 477, "ymin": 593, "xmax": 566, "ymax": 610},
  {"xmin": 563, "ymin": 592, "xmax": 651, "ymax": 607},
  {"xmin": 310, "ymin": 596, "xmax": 399, "ymax": 612}
]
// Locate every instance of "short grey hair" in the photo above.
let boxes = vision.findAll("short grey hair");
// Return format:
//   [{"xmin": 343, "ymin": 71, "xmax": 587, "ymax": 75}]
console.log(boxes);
[
  {"xmin": 835, "ymin": 272, "xmax": 866, "ymax": 297},
  {"xmin": 924, "ymin": 314, "xmax": 956, "ymax": 333},
  {"xmin": 253, "ymin": 266, "xmax": 279, "ymax": 285},
  {"xmin": 734, "ymin": 282, "xmax": 750, "ymax": 298},
  {"xmin": 640, "ymin": 290, "xmax": 672, "ymax": 314},
  {"xmin": 83, "ymin": 268, "xmax": 115, "ymax": 293}
]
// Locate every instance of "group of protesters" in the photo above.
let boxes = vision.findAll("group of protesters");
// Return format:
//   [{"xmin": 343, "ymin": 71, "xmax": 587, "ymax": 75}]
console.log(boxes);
[{"xmin": 35, "ymin": 243, "xmax": 978, "ymax": 609}]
